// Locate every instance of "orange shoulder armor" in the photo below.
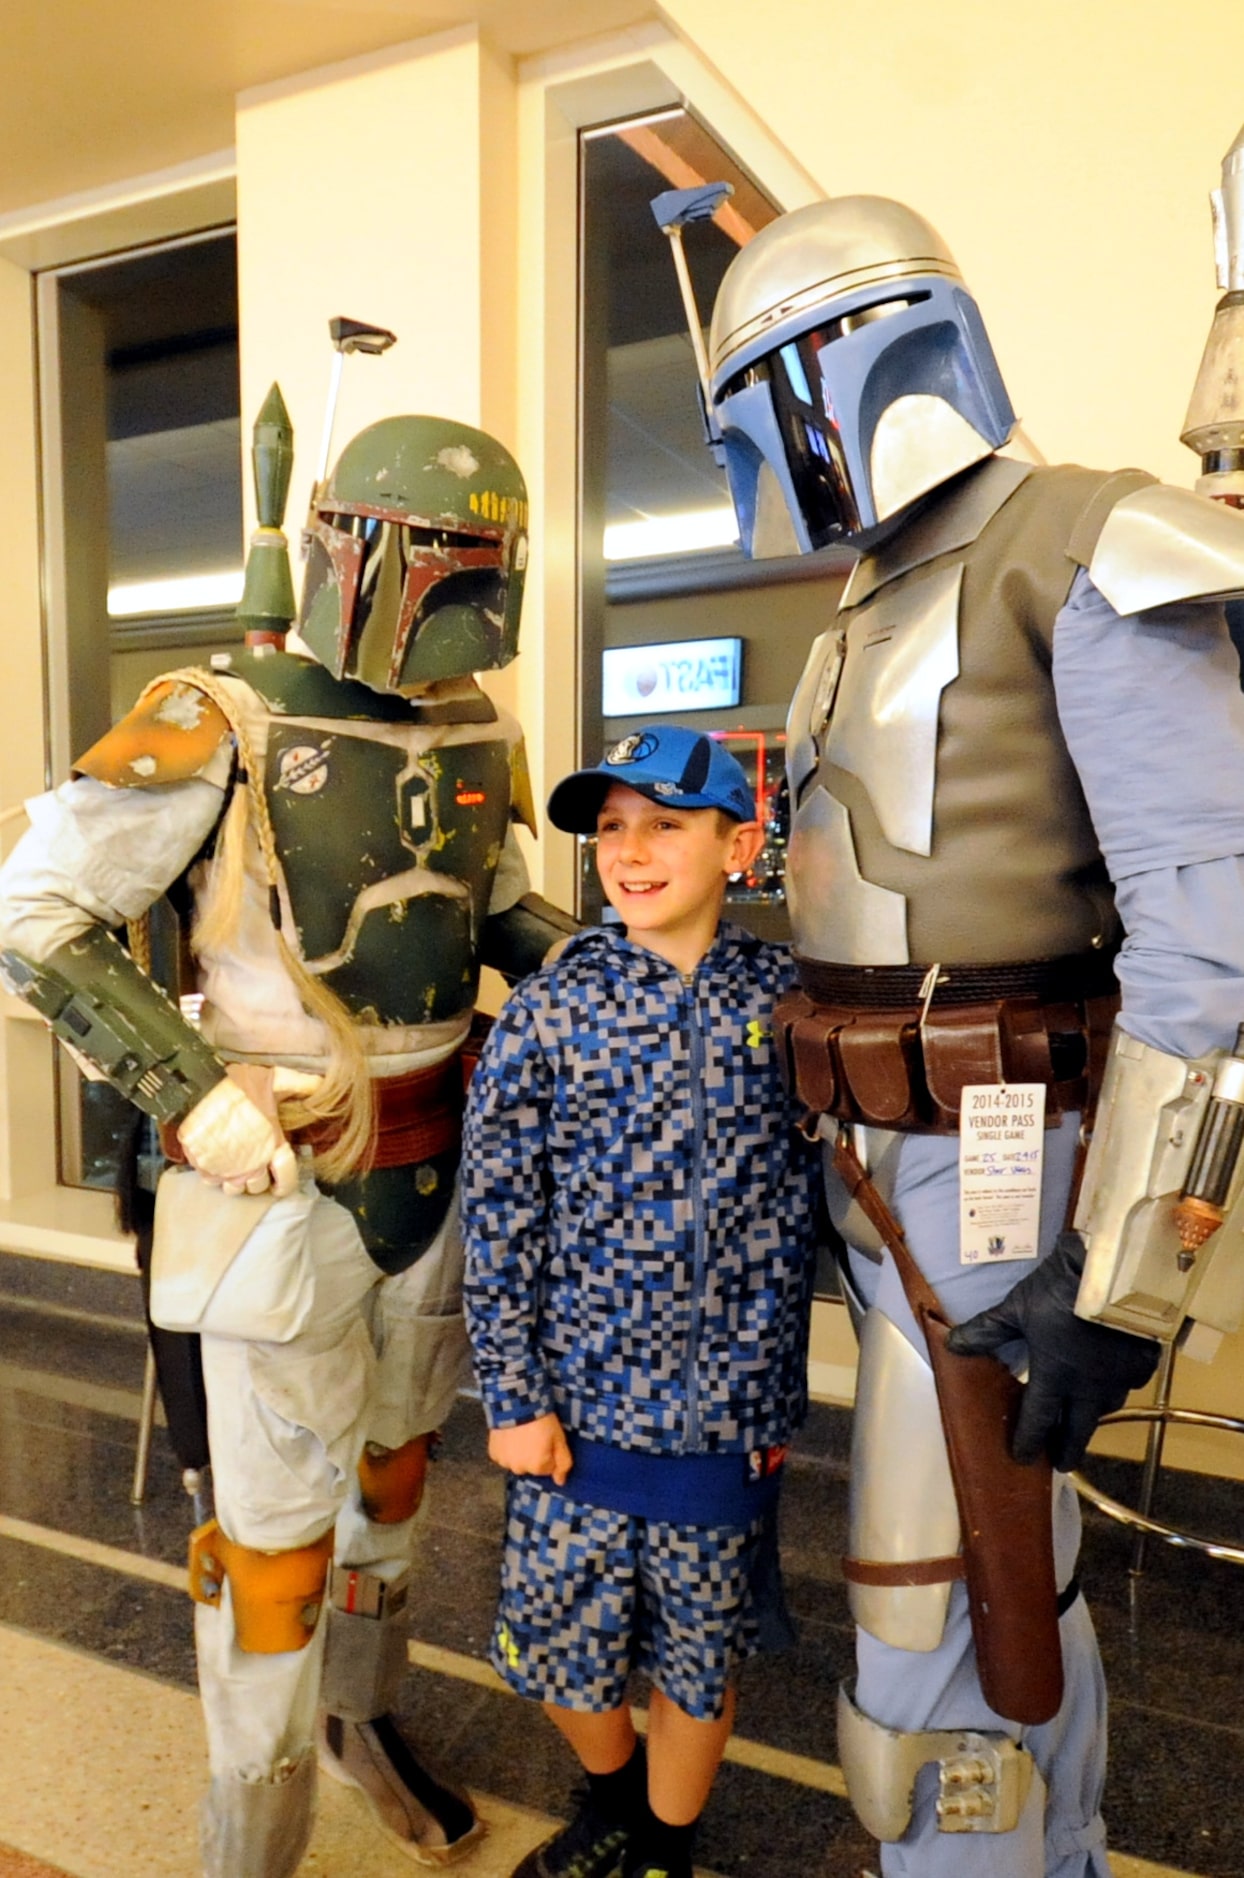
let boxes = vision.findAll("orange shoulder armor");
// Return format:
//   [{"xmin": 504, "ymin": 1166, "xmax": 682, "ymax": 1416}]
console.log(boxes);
[{"xmin": 74, "ymin": 678, "xmax": 233, "ymax": 788}]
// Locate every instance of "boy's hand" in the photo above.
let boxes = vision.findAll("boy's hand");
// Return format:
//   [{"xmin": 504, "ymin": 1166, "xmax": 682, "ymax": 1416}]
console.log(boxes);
[{"xmin": 488, "ymin": 1414, "xmax": 573, "ymax": 1485}]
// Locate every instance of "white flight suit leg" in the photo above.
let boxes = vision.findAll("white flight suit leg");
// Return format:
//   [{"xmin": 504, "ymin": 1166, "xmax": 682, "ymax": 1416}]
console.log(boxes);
[
  {"xmin": 838, "ymin": 1120, "xmax": 1110, "ymax": 1878},
  {"xmin": 195, "ymin": 1185, "xmax": 470, "ymax": 1878}
]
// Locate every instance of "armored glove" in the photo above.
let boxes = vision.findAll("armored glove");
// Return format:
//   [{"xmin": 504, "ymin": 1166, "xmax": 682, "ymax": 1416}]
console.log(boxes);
[
  {"xmin": 177, "ymin": 1066, "xmax": 298, "ymax": 1198},
  {"xmin": 945, "ymin": 1231, "xmax": 1160, "ymax": 1470}
]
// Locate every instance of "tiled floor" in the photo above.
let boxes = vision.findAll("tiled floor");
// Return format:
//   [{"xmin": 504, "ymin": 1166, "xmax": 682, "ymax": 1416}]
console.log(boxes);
[{"xmin": 1, "ymin": 1250, "xmax": 1243, "ymax": 1878}]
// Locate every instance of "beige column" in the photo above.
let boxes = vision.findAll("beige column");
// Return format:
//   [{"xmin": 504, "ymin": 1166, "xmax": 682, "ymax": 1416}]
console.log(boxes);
[
  {"xmin": 235, "ymin": 26, "xmax": 518, "ymax": 545},
  {"xmin": 0, "ymin": 254, "xmax": 58, "ymax": 1199}
]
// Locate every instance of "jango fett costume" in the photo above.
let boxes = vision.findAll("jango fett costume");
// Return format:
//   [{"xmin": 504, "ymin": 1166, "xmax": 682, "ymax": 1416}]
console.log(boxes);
[
  {"xmin": 0, "ymin": 402, "xmax": 574, "ymax": 1876},
  {"xmin": 665, "ymin": 188, "xmax": 1244, "ymax": 1873}
]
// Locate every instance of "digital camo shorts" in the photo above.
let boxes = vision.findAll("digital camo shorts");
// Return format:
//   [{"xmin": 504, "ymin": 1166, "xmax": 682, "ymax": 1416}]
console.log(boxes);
[{"xmin": 491, "ymin": 1475, "xmax": 769, "ymax": 1720}]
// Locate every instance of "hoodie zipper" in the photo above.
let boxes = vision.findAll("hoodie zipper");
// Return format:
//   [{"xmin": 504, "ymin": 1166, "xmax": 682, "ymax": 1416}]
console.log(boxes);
[{"xmin": 682, "ymin": 968, "xmax": 707, "ymax": 1450}]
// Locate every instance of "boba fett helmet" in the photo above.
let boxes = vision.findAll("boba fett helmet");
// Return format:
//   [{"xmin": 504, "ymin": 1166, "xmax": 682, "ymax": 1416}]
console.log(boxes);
[
  {"xmin": 298, "ymin": 415, "xmax": 529, "ymax": 692},
  {"xmin": 707, "ymin": 197, "xmax": 1016, "ymax": 553}
]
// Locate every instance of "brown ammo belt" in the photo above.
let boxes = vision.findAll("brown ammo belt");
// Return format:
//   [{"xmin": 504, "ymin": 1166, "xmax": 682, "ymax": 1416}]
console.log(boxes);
[
  {"xmin": 161, "ymin": 1054, "xmax": 465, "ymax": 1173},
  {"xmin": 776, "ymin": 951, "xmax": 1119, "ymax": 1134}
]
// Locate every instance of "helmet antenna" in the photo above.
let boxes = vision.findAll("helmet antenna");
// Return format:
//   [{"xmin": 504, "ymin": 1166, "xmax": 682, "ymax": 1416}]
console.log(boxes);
[
  {"xmin": 650, "ymin": 184, "xmax": 733, "ymax": 446},
  {"xmin": 315, "ymin": 316, "xmax": 397, "ymax": 488}
]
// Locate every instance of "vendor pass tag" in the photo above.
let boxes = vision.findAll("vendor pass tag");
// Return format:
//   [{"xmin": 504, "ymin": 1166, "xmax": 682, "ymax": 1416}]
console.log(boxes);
[{"xmin": 958, "ymin": 1083, "xmax": 1045, "ymax": 1264}]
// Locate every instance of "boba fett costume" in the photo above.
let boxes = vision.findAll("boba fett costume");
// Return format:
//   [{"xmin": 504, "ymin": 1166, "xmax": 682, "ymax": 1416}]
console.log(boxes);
[
  {"xmin": 0, "ymin": 408, "xmax": 573, "ymax": 1875},
  {"xmin": 665, "ymin": 191, "xmax": 1244, "ymax": 1874}
]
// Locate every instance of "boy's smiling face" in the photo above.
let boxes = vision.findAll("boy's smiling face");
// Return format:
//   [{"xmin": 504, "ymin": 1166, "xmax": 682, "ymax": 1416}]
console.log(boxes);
[{"xmin": 594, "ymin": 782, "xmax": 763, "ymax": 973}]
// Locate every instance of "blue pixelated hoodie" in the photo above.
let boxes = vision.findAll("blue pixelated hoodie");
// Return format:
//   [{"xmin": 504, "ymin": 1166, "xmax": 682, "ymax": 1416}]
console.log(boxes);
[{"xmin": 461, "ymin": 922, "xmax": 819, "ymax": 1455}]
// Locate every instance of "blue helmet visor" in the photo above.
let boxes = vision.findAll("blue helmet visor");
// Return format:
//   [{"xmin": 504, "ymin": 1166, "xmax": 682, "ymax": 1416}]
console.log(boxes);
[{"xmin": 719, "ymin": 321, "xmax": 887, "ymax": 548}]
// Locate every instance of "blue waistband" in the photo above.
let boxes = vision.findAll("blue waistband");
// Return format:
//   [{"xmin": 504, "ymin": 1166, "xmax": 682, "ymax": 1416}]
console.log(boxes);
[{"xmin": 558, "ymin": 1434, "xmax": 786, "ymax": 1527}]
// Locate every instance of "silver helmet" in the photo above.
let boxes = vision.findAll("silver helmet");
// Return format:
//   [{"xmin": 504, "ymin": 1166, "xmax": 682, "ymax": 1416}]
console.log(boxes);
[{"xmin": 708, "ymin": 196, "xmax": 1016, "ymax": 553}]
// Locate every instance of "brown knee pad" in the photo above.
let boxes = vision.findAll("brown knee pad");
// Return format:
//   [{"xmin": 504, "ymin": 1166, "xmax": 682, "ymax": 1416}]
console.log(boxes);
[
  {"xmin": 189, "ymin": 1518, "xmax": 334, "ymax": 1653},
  {"xmin": 357, "ymin": 1434, "xmax": 431, "ymax": 1524}
]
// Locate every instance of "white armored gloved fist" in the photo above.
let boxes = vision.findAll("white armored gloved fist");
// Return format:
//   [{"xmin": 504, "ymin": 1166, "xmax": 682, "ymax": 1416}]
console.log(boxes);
[{"xmin": 177, "ymin": 1062, "xmax": 299, "ymax": 1198}]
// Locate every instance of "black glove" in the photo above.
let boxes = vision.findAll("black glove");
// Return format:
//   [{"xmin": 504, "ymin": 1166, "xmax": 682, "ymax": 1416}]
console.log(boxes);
[{"xmin": 945, "ymin": 1231, "xmax": 1160, "ymax": 1470}]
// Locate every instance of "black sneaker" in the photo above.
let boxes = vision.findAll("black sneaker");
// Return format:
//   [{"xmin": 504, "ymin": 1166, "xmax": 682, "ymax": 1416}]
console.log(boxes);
[{"xmin": 512, "ymin": 1793, "xmax": 630, "ymax": 1878}]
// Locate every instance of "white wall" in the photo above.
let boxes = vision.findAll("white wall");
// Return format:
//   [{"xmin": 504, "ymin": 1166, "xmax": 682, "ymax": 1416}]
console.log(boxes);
[{"xmin": 664, "ymin": 0, "xmax": 1244, "ymax": 493}]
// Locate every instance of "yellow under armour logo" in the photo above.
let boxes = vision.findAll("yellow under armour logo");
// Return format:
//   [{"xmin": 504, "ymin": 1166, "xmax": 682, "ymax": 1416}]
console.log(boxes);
[
  {"xmin": 746, "ymin": 1020, "xmax": 769, "ymax": 1049},
  {"xmin": 496, "ymin": 1622, "xmax": 521, "ymax": 1669}
]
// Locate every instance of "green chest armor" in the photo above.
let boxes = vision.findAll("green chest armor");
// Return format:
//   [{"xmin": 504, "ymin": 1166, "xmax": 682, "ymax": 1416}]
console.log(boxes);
[
  {"xmin": 234, "ymin": 652, "xmax": 514, "ymax": 1273},
  {"xmin": 240, "ymin": 652, "xmax": 512, "ymax": 1029}
]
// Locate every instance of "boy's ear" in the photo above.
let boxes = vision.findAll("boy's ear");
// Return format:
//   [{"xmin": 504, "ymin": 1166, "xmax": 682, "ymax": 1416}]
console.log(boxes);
[{"xmin": 726, "ymin": 819, "xmax": 765, "ymax": 876}]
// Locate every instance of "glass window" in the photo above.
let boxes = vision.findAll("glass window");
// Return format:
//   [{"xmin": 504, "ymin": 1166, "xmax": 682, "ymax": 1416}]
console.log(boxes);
[{"xmin": 38, "ymin": 230, "xmax": 242, "ymax": 1189}]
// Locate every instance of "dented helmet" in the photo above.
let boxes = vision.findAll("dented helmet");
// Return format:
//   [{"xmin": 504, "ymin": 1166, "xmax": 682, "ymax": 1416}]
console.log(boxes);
[
  {"xmin": 298, "ymin": 415, "xmax": 528, "ymax": 692},
  {"xmin": 708, "ymin": 197, "xmax": 1015, "ymax": 554}
]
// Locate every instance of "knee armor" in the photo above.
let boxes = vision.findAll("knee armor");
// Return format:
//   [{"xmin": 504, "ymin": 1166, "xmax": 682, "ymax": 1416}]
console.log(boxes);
[
  {"xmin": 189, "ymin": 1518, "xmax": 334, "ymax": 1652},
  {"xmin": 357, "ymin": 1434, "xmax": 430, "ymax": 1524},
  {"xmin": 837, "ymin": 1682, "xmax": 1039, "ymax": 1840}
]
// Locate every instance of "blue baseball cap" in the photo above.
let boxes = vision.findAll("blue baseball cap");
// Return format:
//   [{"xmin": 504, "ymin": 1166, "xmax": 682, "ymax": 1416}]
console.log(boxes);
[{"xmin": 548, "ymin": 725, "xmax": 756, "ymax": 834}]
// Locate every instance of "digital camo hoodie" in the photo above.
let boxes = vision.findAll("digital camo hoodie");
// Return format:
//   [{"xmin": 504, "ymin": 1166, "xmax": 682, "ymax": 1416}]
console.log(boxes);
[{"xmin": 461, "ymin": 922, "xmax": 819, "ymax": 1456}]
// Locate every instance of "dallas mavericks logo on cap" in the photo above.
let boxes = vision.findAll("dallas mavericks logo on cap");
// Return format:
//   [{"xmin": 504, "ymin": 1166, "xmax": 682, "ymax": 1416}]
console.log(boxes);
[
  {"xmin": 605, "ymin": 732, "xmax": 660, "ymax": 766},
  {"xmin": 547, "ymin": 722, "xmax": 757, "ymax": 833}
]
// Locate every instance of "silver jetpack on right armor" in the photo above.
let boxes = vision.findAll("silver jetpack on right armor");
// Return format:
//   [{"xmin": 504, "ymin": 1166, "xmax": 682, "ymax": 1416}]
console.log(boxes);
[{"xmin": 654, "ymin": 172, "xmax": 1244, "ymax": 1854}]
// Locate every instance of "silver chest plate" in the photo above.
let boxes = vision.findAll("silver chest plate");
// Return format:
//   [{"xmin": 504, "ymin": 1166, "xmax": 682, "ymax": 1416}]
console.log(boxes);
[
  {"xmin": 784, "ymin": 562, "xmax": 963, "ymax": 964},
  {"xmin": 825, "ymin": 562, "xmax": 962, "ymax": 858},
  {"xmin": 786, "ymin": 786, "xmax": 909, "ymax": 963}
]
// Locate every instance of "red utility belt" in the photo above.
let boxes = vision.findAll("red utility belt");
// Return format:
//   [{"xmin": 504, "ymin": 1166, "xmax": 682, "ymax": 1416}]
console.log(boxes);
[{"xmin": 161, "ymin": 1053, "xmax": 465, "ymax": 1172}]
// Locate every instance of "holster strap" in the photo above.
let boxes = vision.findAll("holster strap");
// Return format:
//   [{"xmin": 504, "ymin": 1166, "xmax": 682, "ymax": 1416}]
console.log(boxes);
[
  {"xmin": 832, "ymin": 1130, "xmax": 1063, "ymax": 1726},
  {"xmin": 843, "ymin": 1554, "xmax": 966, "ymax": 1588}
]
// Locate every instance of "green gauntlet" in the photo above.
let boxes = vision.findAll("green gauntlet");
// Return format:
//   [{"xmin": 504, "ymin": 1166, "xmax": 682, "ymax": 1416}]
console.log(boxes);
[{"xmin": 0, "ymin": 927, "xmax": 224, "ymax": 1125}]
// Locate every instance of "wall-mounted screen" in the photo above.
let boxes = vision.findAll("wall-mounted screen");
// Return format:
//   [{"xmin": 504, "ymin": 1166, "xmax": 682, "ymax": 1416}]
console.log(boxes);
[{"xmin": 602, "ymin": 636, "xmax": 742, "ymax": 717}]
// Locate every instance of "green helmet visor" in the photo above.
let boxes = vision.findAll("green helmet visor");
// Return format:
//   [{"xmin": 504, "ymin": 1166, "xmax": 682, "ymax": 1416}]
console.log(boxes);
[{"xmin": 301, "ymin": 503, "xmax": 515, "ymax": 690}]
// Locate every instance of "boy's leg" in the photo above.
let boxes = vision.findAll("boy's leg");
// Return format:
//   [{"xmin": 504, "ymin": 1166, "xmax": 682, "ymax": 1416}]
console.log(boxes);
[
  {"xmin": 645, "ymin": 1684, "xmax": 736, "ymax": 1824},
  {"xmin": 496, "ymin": 1482, "xmax": 650, "ymax": 1878},
  {"xmin": 543, "ymin": 1703, "xmax": 639, "ymax": 1774},
  {"xmin": 625, "ymin": 1517, "xmax": 765, "ymax": 1878},
  {"xmin": 622, "ymin": 1685, "xmax": 737, "ymax": 1878}
]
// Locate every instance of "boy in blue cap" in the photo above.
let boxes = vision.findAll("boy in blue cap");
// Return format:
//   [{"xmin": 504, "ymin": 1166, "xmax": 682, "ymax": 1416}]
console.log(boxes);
[{"xmin": 461, "ymin": 726, "xmax": 820, "ymax": 1878}]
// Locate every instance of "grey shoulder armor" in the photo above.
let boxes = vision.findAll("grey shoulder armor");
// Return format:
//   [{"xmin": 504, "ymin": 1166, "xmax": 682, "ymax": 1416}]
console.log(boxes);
[{"xmin": 1084, "ymin": 483, "xmax": 1244, "ymax": 617}]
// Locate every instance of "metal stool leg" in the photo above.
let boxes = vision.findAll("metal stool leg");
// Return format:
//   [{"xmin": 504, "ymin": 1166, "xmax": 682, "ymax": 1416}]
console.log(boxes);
[
  {"xmin": 131, "ymin": 1342, "xmax": 159, "ymax": 1506},
  {"xmin": 1129, "ymin": 1339, "xmax": 1178, "ymax": 1576},
  {"xmin": 1072, "ymin": 1347, "xmax": 1244, "ymax": 1568}
]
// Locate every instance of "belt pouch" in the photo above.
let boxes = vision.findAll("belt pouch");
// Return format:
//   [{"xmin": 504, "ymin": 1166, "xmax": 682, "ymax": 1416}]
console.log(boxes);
[
  {"xmin": 921, "ymin": 1000, "xmax": 1007, "ymax": 1125},
  {"xmin": 920, "ymin": 1307, "xmax": 1063, "ymax": 1725},
  {"xmin": 776, "ymin": 991, "xmax": 842, "ymax": 1114},
  {"xmin": 836, "ymin": 1014, "xmax": 921, "ymax": 1127}
]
